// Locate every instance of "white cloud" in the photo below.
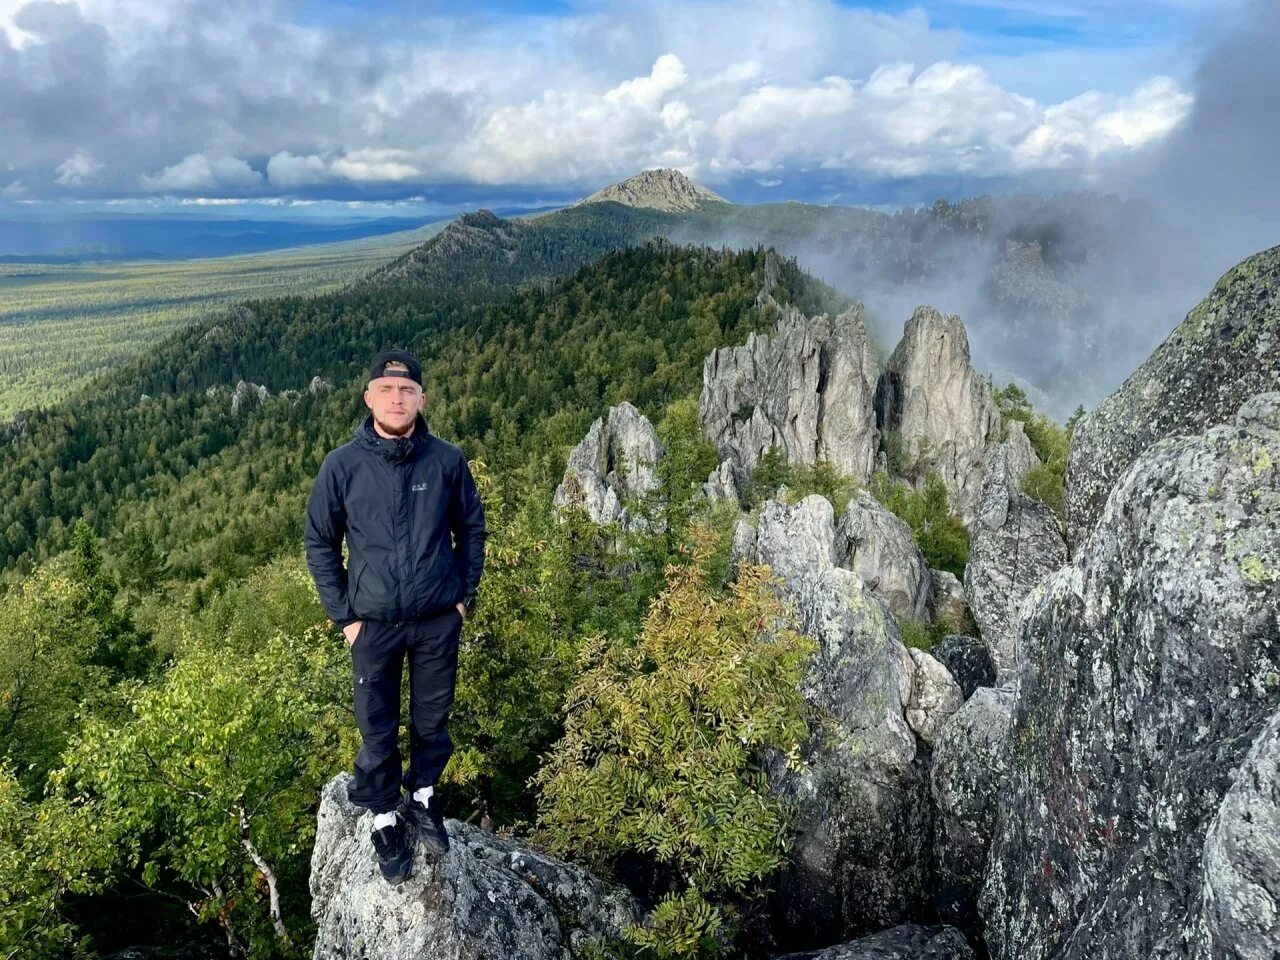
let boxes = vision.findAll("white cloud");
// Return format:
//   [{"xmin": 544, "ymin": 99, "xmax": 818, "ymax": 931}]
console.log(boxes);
[
  {"xmin": 55, "ymin": 148, "xmax": 101, "ymax": 186},
  {"xmin": 0, "ymin": 0, "xmax": 1199, "ymax": 198},
  {"xmin": 139, "ymin": 153, "xmax": 262, "ymax": 192}
]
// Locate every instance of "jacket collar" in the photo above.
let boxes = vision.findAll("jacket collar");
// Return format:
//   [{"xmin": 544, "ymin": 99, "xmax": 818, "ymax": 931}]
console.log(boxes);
[{"xmin": 354, "ymin": 411, "xmax": 432, "ymax": 463}]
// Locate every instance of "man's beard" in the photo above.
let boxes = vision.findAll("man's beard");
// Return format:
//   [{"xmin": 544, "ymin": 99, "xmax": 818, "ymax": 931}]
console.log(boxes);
[{"xmin": 373, "ymin": 412, "xmax": 416, "ymax": 437}]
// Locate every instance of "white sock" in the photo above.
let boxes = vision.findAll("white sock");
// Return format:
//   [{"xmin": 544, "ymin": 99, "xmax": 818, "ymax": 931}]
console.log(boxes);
[
  {"xmin": 412, "ymin": 785, "xmax": 434, "ymax": 807},
  {"xmin": 372, "ymin": 810, "xmax": 397, "ymax": 830}
]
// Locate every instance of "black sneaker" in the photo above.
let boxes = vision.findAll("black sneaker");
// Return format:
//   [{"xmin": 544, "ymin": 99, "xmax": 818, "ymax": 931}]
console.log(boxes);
[
  {"xmin": 370, "ymin": 812, "xmax": 413, "ymax": 884},
  {"xmin": 402, "ymin": 789, "xmax": 450, "ymax": 857}
]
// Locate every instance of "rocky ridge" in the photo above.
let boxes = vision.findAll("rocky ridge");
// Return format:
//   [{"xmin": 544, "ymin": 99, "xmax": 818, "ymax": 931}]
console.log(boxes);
[{"xmin": 581, "ymin": 168, "xmax": 728, "ymax": 211}]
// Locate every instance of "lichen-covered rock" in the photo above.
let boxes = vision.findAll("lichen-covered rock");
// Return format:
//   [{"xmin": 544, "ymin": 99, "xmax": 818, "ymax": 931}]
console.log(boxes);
[
  {"xmin": 309, "ymin": 375, "xmax": 333, "ymax": 396},
  {"xmin": 773, "ymin": 923, "xmax": 975, "ymax": 959},
  {"xmin": 553, "ymin": 401, "xmax": 665, "ymax": 534},
  {"xmin": 740, "ymin": 495, "xmax": 929, "ymax": 945},
  {"xmin": 905, "ymin": 648, "xmax": 963, "ymax": 745},
  {"xmin": 310, "ymin": 774, "xmax": 644, "ymax": 960},
  {"xmin": 980, "ymin": 392, "xmax": 1280, "ymax": 960},
  {"xmin": 699, "ymin": 301, "xmax": 880, "ymax": 485},
  {"xmin": 700, "ymin": 458, "xmax": 740, "ymax": 506},
  {"xmin": 1201, "ymin": 705, "xmax": 1280, "ymax": 960},
  {"xmin": 230, "ymin": 379, "xmax": 269, "ymax": 413},
  {"xmin": 1065, "ymin": 243, "xmax": 1280, "ymax": 548},
  {"xmin": 875, "ymin": 306, "xmax": 1001, "ymax": 525},
  {"xmin": 928, "ymin": 636, "xmax": 995, "ymax": 701},
  {"xmin": 930, "ymin": 687, "xmax": 1013, "ymax": 937},
  {"xmin": 926, "ymin": 570, "xmax": 969, "ymax": 630},
  {"xmin": 964, "ymin": 433, "xmax": 1066, "ymax": 683},
  {"xmin": 835, "ymin": 492, "xmax": 932, "ymax": 621}
]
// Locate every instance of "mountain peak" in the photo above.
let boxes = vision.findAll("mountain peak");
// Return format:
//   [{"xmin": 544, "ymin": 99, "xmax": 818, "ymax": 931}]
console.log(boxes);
[{"xmin": 581, "ymin": 169, "xmax": 727, "ymax": 212}]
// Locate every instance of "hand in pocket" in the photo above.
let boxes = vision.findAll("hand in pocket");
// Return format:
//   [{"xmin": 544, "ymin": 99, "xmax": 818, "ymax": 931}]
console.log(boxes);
[{"xmin": 343, "ymin": 620, "xmax": 364, "ymax": 647}]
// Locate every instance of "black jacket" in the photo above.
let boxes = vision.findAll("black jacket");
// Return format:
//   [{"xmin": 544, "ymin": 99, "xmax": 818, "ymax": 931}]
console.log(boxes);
[{"xmin": 304, "ymin": 411, "xmax": 487, "ymax": 628}]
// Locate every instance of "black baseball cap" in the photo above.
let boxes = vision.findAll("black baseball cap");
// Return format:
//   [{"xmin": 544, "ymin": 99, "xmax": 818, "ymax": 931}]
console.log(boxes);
[{"xmin": 369, "ymin": 348, "xmax": 422, "ymax": 385}]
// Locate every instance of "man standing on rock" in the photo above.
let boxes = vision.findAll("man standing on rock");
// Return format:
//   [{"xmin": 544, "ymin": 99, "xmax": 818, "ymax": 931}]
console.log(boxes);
[{"xmin": 304, "ymin": 348, "xmax": 487, "ymax": 884}]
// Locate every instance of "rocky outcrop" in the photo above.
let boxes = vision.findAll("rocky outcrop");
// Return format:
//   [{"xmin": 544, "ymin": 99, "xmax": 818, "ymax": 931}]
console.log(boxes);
[
  {"xmin": 308, "ymin": 376, "xmax": 333, "ymax": 396},
  {"xmin": 553, "ymin": 401, "xmax": 665, "ymax": 533},
  {"xmin": 580, "ymin": 168, "xmax": 727, "ymax": 211},
  {"xmin": 310, "ymin": 774, "xmax": 644, "ymax": 960},
  {"xmin": 773, "ymin": 923, "xmax": 974, "ymax": 959},
  {"xmin": 981, "ymin": 393, "xmax": 1280, "ymax": 960},
  {"xmin": 835, "ymin": 492, "xmax": 931, "ymax": 621},
  {"xmin": 875, "ymin": 306, "xmax": 1001, "ymax": 525},
  {"xmin": 230, "ymin": 380, "xmax": 269, "ymax": 413},
  {"xmin": 1065, "ymin": 243, "xmax": 1280, "ymax": 548},
  {"xmin": 738, "ymin": 495, "xmax": 928, "ymax": 945},
  {"xmin": 904, "ymin": 648, "xmax": 963, "ymax": 746},
  {"xmin": 699, "ymin": 301, "xmax": 880, "ymax": 491},
  {"xmin": 925, "ymin": 571, "xmax": 968, "ymax": 629},
  {"xmin": 928, "ymin": 636, "xmax": 995, "ymax": 701},
  {"xmin": 1201, "ymin": 706, "xmax": 1280, "ymax": 960},
  {"xmin": 930, "ymin": 687, "xmax": 1013, "ymax": 937},
  {"xmin": 964, "ymin": 427, "xmax": 1065, "ymax": 683}
]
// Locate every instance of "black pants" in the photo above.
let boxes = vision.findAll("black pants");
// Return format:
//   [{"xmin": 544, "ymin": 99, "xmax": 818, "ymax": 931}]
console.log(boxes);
[{"xmin": 345, "ymin": 609, "xmax": 463, "ymax": 814}]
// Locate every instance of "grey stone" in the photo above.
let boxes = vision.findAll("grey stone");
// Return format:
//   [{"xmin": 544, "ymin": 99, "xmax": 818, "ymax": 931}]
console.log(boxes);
[
  {"xmin": 773, "ymin": 923, "xmax": 974, "ymax": 959},
  {"xmin": 740, "ymin": 495, "xmax": 929, "ymax": 944},
  {"xmin": 699, "ymin": 301, "xmax": 880, "ymax": 485},
  {"xmin": 308, "ymin": 376, "xmax": 333, "ymax": 396},
  {"xmin": 930, "ymin": 687, "xmax": 1013, "ymax": 936},
  {"xmin": 1201, "ymin": 705, "xmax": 1280, "ymax": 960},
  {"xmin": 310, "ymin": 774, "xmax": 644, "ymax": 960},
  {"xmin": 964, "ymin": 432, "xmax": 1066, "ymax": 683},
  {"xmin": 904, "ymin": 648, "xmax": 964, "ymax": 746},
  {"xmin": 230, "ymin": 380, "xmax": 269, "ymax": 413},
  {"xmin": 980, "ymin": 392, "xmax": 1280, "ymax": 960},
  {"xmin": 1065, "ymin": 243, "xmax": 1280, "ymax": 548},
  {"xmin": 553, "ymin": 401, "xmax": 665, "ymax": 534},
  {"xmin": 928, "ymin": 636, "xmax": 995, "ymax": 701},
  {"xmin": 875, "ymin": 306, "xmax": 1002, "ymax": 526},
  {"xmin": 926, "ymin": 570, "xmax": 969, "ymax": 630},
  {"xmin": 835, "ymin": 491, "xmax": 932, "ymax": 621}
]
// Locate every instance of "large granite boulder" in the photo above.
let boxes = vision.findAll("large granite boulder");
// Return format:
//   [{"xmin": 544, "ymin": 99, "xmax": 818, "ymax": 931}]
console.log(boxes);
[
  {"xmin": 773, "ymin": 923, "xmax": 975, "ymax": 959},
  {"xmin": 875, "ymin": 306, "xmax": 1002, "ymax": 525},
  {"xmin": 1201, "ymin": 706, "xmax": 1280, "ymax": 960},
  {"xmin": 963, "ymin": 427, "xmax": 1067, "ymax": 683},
  {"xmin": 925, "ymin": 570, "xmax": 969, "ymax": 630},
  {"xmin": 1065, "ymin": 243, "xmax": 1280, "ymax": 548},
  {"xmin": 740, "ymin": 495, "xmax": 930, "ymax": 946},
  {"xmin": 930, "ymin": 687, "xmax": 1013, "ymax": 937},
  {"xmin": 310, "ymin": 774, "xmax": 644, "ymax": 960},
  {"xmin": 699, "ymin": 301, "xmax": 880, "ymax": 489},
  {"xmin": 553, "ymin": 401, "xmax": 665, "ymax": 534},
  {"xmin": 980, "ymin": 392, "xmax": 1280, "ymax": 960},
  {"xmin": 904, "ymin": 648, "xmax": 964, "ymax": 746},
  {"xmin": 835, "ymin": 492, "xmax": 932, "ymax": 621},
  {"xmin": 928, "ymin": 636, "xmax": 995, "ymax": 701}
]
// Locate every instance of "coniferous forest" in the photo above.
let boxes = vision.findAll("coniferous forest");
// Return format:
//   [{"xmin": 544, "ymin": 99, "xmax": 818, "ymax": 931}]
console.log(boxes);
[{"xmin": 0, "ymin": 192, "xmax": 1091, "ymax": 959}]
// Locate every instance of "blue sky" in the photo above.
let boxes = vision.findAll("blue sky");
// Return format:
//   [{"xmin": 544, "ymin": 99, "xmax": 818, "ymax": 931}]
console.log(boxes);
[{"xmin": 0, "ymin": 0, "xmax": 1252, "ymax": 217}]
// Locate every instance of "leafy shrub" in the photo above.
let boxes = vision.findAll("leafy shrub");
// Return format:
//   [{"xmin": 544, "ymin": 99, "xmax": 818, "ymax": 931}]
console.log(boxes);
[
  {"xmin": 531, "ymin": 524, "xmax": 817, "ymax": 958},
  {"xmin": 739, "ymin": 447, "xmax": 860, "ymax": 518},
  {"xmin": 869, "ymin": 470, "xmax": 969, "ymax": 578},
  {"xmin": 994, "ymin": 383, "xmax": 1073, "ymax": 522}
]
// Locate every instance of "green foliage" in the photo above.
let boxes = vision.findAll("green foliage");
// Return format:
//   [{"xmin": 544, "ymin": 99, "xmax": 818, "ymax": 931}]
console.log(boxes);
[
  {"xmin": 739, "ymin": 447, "xmax": 861, "ymax": 518},
  {"xmin": 897, "ymin": 611, "xmax": 968, "ymax": 652},
  {"xmin": 50, "ymin": 575, "xmax": 352, "ymax": 958},
  {"xmin": 869, "ymin": 470, "xmax": 970, "ymax": 578},
  {"xmin": 994, "ymin": 382, "xmax": 1072, "ymax": 522},
  {"xmin": 531, "ymin": 526, "xmax": 817, "ymax": 958},
  {"xmin": 0, "ymin": 525, "xmax": 153, "ymax": 793},
  {"xmin": 0, "ymin": 765, "xmax": 119, "ymax": 959}
]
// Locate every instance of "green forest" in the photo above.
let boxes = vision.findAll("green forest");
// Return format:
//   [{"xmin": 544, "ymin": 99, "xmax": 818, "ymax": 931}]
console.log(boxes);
[{"xmin": 0, "ymin": 206, "xmax": 1071, "ymax": 959}]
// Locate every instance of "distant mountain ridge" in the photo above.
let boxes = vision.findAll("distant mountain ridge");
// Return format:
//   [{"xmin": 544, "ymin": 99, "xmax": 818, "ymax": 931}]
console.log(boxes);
[{"xmin": 580, "ymin": 168, "xmax": 727, "ymax": 211}]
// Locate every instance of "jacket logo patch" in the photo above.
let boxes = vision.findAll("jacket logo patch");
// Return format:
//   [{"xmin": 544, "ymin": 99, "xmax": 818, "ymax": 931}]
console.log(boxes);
[{"xmin": 411, "ymin": 481, "xmax": 429, "ymax": 491}]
